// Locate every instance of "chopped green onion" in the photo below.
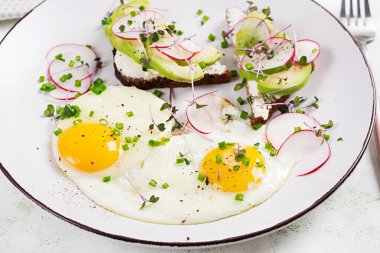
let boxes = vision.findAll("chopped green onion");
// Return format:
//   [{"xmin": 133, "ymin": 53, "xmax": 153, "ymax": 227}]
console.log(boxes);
[
  {"xmin": 218, "ymin": 141, "xmax": 226, "ymax": 150},
  {"xmin": 44, "ymin": 104, "xmax": 55, "ymax": 117},
  {"xmin": 240, "ymin": 111, "xmax": 248, "ymax": 120},
  {"xmin": 215, "ymin": 154, "xmax": 222, "ymax": 164},
  {"xmin": 55, "ymin": 53, "xmax": 65, "ymax": 62},
  {"xmin": 270, "ymin": 148, "xmax": 277, "ymax": 157},
  {"xmin": 237, "ymin": 97, "xmax": 245, "ymax": 105},
  {"xmin": 157, "ymin": 123, "xmax": 166, "ymax": 131},
  {"xmin": 256, "ymin": 162, "xmax": 264, "ymax": 168},
  {"xmin": 176, "ymin": 158, "xmax": 185, "ymax": 164},
  {"xmin": 312, "ymin": 48, "xmax": 318, "ymax": 54},
  {"xmin": 337, "ymin": 137, "xmax": 343, "ymax": 142},
  {"xmin": 153, "ymin": 89, "xmax": 163, "ymax": 97},
  {"xmin": 69, "ymin": 60, "xmax": 75, "ymax": 68},
  {"xmin": 113, "ymin": 129, "xmax": 121, "ymax": 136},
  {"xmin": 119, "ymin": 24, "xmax": 126, "ymax": 32},
  {"xmin": 321, "ymin": 120, "xmax": 334, "ymax": 129},
  {"xmin": 242, "ymin": 157, "xmax": 250, "ymax": 166},
  {"xmin": 127, "ymin": 20, "xmax": 133, "ymax": 26},
  {"xmin": 176, "ymin": 30, "xmax": 183, "ymax": 36},
  {"xmin": 208, "ymin": 33, "xmax": 216, "ymax": 41},
  {"xmin": 294, "ymin": 126, "xmax": 301, "ymax": 132},
  {"xmin": 235, "ymin": 193, "xmax": 244, "ymax": 201},
  {"xmin": 73, "ymin": 119, "xmax": 83, "ymax": 125},
  {"xmin": 74, "ymin": 80, "xmax": 82, "ymax": 87},
  {"xmin": 75, "ymin": 55, "xmax": 81, "ymax": 61},
  {"xmin": 254, "ymin": 142, "xmax": 260, "ymax": 149},
  {"xmin": 101, "ymin": 17, "xmax": 112, "ymax": 25},
  {"xmin": 295, "ymin": 109, "xmax": 305, "ymax": 114},
  {"xmin": 202, "ymin": 15, "xmax": 209, "ymax": 21},
  {"xmin": 126, "ymin": 111, "xmax": 134, "ymax": 117},
  {"xmin": 221, "ymin": 40, "xmax": 229, "ymax": 48},
  {"xmin": 103, "ymin": 176, "xmax": 111, "ymax": 183},
  {"xmin": 130, "ymin": 11, "xmax": 137, "ymax": 17},
  {"xmin": 299, "ymin": 56, "xmax": 308, "ymax": 65},
  {"xmin": 125, "ymin": 137, "xmax": 132, "ymax": 143},
  {"xmin": 323, "ymin": 134, "xmax": 330, "ymax": 141},
  {"xmin": 265, "ymin": 142, "xmax": 273, "ymax": 150},
  {"xmin": 196, "ymin": 9, "xmax": 203, "ymax": 15},
  {"xmin": 115, "ymin": 122, "xmax": 124, "ymax": 130},
  {"xmin": 38, "ymin": 76, "xmax": 45, "ymax": 83},
  {"xmin": 99, "ymin": 118, "xmax": 108, "ymax": 125},
  {"xmin": 90, "ymin": 78, "xmax": 107, "ymax": 95},
  {"xmin": 139, "ymin": 5, "xmax": 145, "ymax": 11},
  {"xmin": 132, "ymin": 136, "xmax": 140, "ymax": 143},
  {"xmin": 253, "ymin": 123, "xmax": 262, "ymax": 130},
  {"xmin": 199, "ymin": 62, "xmax": 207, "ymax": 69},
  {"xmin": 54, "ymin": 128, "xmax": 62, "ymax": 136},
  {"xmin": 197, "ymin": 173, "xmax": 206, "ymax": 182},
  {"xmin": 40, "ymin": 82, "xmax": 56, "ymax": 92},
  {"xmin": 89, "ymin": 111, "xmax": 94, "ymax": 117},
  {"xmin": 148, "ymin": 179, "xmax": 157, "ymax": 187},
  {"xmin": 234, "ymin": 83, "xmax": 244, "ymax": 91},
  {"xmin": 167, "ymin": 24, "xmax": 175, "ymax": 30},
  {"xmin": 233, "ymin": 165, "xmax": 240, "ymax": 171},
  {"xmin": 162, "ymin": 183, "xmax": 169, "ymax": 189},
  {"xmin": 230, "ymin": 70, "xmax": 238, "ymax": 78},
  {"xmin": 122, "ymin": 144, "xmax": 129, "ymax": 151}
]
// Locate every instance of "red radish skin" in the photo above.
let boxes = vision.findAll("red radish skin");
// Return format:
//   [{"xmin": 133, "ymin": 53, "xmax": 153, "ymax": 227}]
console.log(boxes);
[
  {"xmin": 295, "ymin": 39, "xmax": 320, "ymax": 64},
  {"xmin": 277, "ymin": 130, "xmax": 331, "ymax": 176},
  {"xmin": 178, "ymin": 40, "xmax": 202, "ymax": 54},
  {"xmin": 265, "ymin": 112, "xmax": 321, "ymax": 149},
  {"xmin": 49, "ymin": 88, "xmax": 89, "ymax": 101},
  {"xmin": 156, "ymin": 46, "xmax": 196, "ymax": 61}
]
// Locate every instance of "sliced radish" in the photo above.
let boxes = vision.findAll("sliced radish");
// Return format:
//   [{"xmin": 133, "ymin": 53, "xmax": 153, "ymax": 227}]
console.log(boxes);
[
  {"xmin": 228, "ymin": 17, "xmax": 270, "ymax": 41},
  {"xmin": 241, "ymin": 37, "xmax": 294, "ymax": 72},
  {"xmin": 277, "ymin": 130, "xmax": 331, "ymax": 176},
  {"xmin": 150, "ymin": 35, "xmax": 177, "ymax": 48},
  {"xmin": 49, "ymin": 88, "xmax": 87, "ymax": 101},
  {"xmin": 266, "ymin": 112, "xmax": 320, "ymax": 149},
  {"xmin": 46, "ymin": 43, "xmax": 98, "ymax": 75},
  {"xmin": 179, "ymin": 39, "xmax": 202, "ymax": 54},
  {"xmin": 156, "ymin": 46, "xmax": 195, "ymax": 61},
  {"xmin": 295, "ymin": 39, "xmax": 320, "ymax": 63},
  {"xmin": 186, "ymin": 91, "xmax": 218, "ymax": 134},
  {"xmin": 48, "ymin": 60, "xmax": 92, "ymax": 93}
]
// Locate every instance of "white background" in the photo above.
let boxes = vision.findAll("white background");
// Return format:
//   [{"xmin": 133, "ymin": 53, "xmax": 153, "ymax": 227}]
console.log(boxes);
[{"xmin": 1, "ymin": 0, "xmax": 380, "ymax": 252}]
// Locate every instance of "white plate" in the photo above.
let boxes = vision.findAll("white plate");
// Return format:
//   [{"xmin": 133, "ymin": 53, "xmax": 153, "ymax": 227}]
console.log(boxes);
[{"xmin": 0, "ymin": 0, "xmax": 374, "ymax": 248}]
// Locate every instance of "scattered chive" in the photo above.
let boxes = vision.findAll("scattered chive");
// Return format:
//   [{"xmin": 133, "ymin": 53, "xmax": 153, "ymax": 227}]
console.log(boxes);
[
  {"xmin": 160, "ymin": 102, "xmax": 170, "ymax": 111},
  {"xmin": 126, "ymin": 111, "xmax": 134, "ymax": 117},
  {"xmin": 177, "ymin": 30, "xmax": 183, "ymax": 36},
  {"xmin": 54, "ymin": 128, "xmax": 62, "ymax": 136},
  {"xmin": 162, "ymin": 183, "xmax": 169, "ymax": 189},
  {"xmin": 294, "ymin": 126, "xmax": 302, "ymax": 132},
  {"xmin": 256, "ymin": 162, "xmax": 264, "ymax": 168},
  {"xmin": 40, "ymin": 82, "xmax": 56, "ymax": 92},
  {"xmin": 73, "ymin": 119, "xmax": 82, "ymax": 126},
  {"xmin": 208, "ymin": 33, "xmax": 216, "ymax": 41},
  {"xmin": 115, "ymin": 122, "xmax": 124, "ymax": 130},
  {"xmin": 299, "ymin": 56, "xmax": 308, "ymax": 65},
  {"xmin": 55, "ymin": 53, "xmax": 65, "ymax": 62},
  {"xmin": 221, "ymin": 40, "xmax": 229, "ymax": 48},
  {"xmin": 312, "ymin": 48, "xmax": 318, "ymax": 54},
  {"xmin": 296, "ymin": 109, "xmax": 305, "ymax": 114},
  {"xmin": 122, "ymin": 143, "xmax": 129, "ymax": 151},
  {"xmin": 139, "ymin": 5, "xmax": 145, "ymax": 11},
  {"xmin": 101, "ymin": 17, "xmax": 112, "ymax": 25},
  {"xmin": 89, "ymin": 111, "xmax": 94, "ymax": 117},
  {"xmin": 127, "ymin": 20, "xmax": 133, "ymax": 26},
  {"xmin": 148, "ymin": 179, "xmax": 157, "ymax": 187},
  {"xmin": 90, "ymin": 78, "xmax": 107, "ymax": 95},
  {"xmin": 130, "ymin": 11, "xmax": 137, "ymax": 17},
  {"xmin": 234, "ymin": 83, "xmax": 243, "ymax": 91},
  {"xmin": 215, "ymin": 154, "xmax": 222, "ymax": 164},
  {"xmin": 75, "ymin": 55, "xmax": 81, "ymax": 61},
  {"xmin": 75, "ymin": 80, "xmax": 82, "ymax": 87},
  {"xmin": 270, "ymin": 148, "xmax": 277, "ymax": 157},
  {"xmin": 69, "ymin": 60, "xmax": 75, "ymax": 68},
  {"xmin": 176, "ymin": 158, "xmax": 185, "ymax": 164},
  {"xmin": 237, "ymin": 97, "xmax": 245, "ymax": 105},
  {"xmin": 254, "ymin": 142, "xmax": 260, "ymax": 149},
  {"xmin": 218, "ymin": 141, "xmax": 226, "ymax": 150},
  {"xmin": 197, "ymin": 173, "xmax": 206, "ymax": 182},
  {"xmin": 125, "ymin": 137, "xmax": 132, "ymax": 143},
  {"xmin": 265, "ymin": 142, "xmax": 273, "ymax": 150},
  {"xmin": 253, "ymin": 123, "xmax": 262, "ymax": 130},
  {"xmin": 132, "ymin": 136, "xmax": 140, "ymax": 143},
  {"xmin": 99, "ymin": 118, "xmax": 108, "ymax": 125},
  {"xmin": 153, "ymin": 89, "xmax": 163, "ymax": 97},
  {"xmin": 103, "ymin": 176, "xmax": 111, "ymax": 183},
  {"xmin": 323, "ymin": 134, "xmax": 330, "ymax": 141},
  {"xmin": 119, "ymin": 24, "xmax": 126, "ymax": 32},
  {"xmin": 38, "ymin": 76, "xmax": 45, "ymax": 83},
  {"xmin": 199, "ymin": 62, "xmax": 207, "ymax": 69},
  {"xmin": 44, "ymin": 104, "xmax": 55, "ymax": 117},
  {"xmin": 235, "ymin": 193, "xmax": 244, "ymax": 201},
  {"xmin": 337, "ymin": 137, "xmax": 343, "ymax": 142},
  {"xmin": 233, "ymin": 165, "xmax": 240, "ymax": 171},
  {"xmin": 196, "ymin": 9, "xmax": 203, "ymax": 15},
  {"xmin": 230, "ymin": 70, "xmax": 238, "ymax": 78},
  {"xmin": 240, "ymin": 111, "xmax": 248, "ymax": 120},
  {"xmin": 321, "ymin": 120, "xmax": 334, "ymax": 129}
]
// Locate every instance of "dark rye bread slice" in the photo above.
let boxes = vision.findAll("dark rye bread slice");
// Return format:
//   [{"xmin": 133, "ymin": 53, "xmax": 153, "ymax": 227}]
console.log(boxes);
[{"xmin": 113, "ymin": 50, "xmax": 231, "ymax": 90}]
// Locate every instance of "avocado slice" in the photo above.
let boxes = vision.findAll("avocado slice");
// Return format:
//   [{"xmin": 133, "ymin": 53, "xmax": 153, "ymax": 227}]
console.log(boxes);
[
  {"xmin": 257, "ymin": 63, "xmax": 312, "ymax": 96},
  {"xmin": 147, "ymin": 48, "xmax": 204, "ymax": 82},
  {"xmin": 191, "ymin": 46, "xmax": 221, "ymax": 65}
]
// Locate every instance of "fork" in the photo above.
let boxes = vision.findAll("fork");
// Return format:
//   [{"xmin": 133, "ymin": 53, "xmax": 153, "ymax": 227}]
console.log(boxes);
[{"xmin": 340, "ymin": 0, "xmax": 379, "ymax": 152}]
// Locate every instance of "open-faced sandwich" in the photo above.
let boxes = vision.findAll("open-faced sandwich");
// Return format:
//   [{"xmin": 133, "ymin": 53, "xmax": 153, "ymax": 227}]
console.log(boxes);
[
  {"xmin": 104, "ymin": 0, "xmax": 231, "ymax": 89},
  {"xmin": 225, "ymin": 4, "xmax": 320, "ymax": 125}
]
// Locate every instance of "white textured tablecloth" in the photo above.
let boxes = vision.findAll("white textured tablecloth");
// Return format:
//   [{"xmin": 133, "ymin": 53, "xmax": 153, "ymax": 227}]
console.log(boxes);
[
  {"xmin": 1, "ymin": 1, "xmax": 380, "ymax": 252},
  {"xmin": 0, "ymin": 0, "xmax": 42, "ymax": 20}
]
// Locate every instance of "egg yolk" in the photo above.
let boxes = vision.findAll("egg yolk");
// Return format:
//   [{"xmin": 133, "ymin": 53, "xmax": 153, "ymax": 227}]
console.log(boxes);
[
  {"xmin": 58, "ymin": 123, "xmax": 121, "ymax": 173},
  {"xmin": 200, "ymin": 145, "xmax": 266, "ymax": 192}
]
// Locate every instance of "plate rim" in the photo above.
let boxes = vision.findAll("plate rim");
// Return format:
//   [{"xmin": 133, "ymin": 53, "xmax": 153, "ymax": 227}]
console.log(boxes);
[{"xmin": 0, "ymin": 0, "xmax": 376, "ymax": 248}]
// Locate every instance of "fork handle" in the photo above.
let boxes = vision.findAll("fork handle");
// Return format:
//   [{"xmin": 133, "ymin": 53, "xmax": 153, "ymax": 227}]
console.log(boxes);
[{"xmin": 359, "ymin": 41, "xmax": 380, "ymax": 153}]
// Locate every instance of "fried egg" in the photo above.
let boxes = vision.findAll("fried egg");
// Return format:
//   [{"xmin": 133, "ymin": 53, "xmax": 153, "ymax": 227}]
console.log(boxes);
[{"xmin": 52, "ymin": 87, "xmax": 292, "ymax": 224}]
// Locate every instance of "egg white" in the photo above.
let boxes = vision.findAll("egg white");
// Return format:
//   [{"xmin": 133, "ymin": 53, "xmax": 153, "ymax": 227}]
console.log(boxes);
[{"xmin": 52, "ymin": 89, "xmax": 292, "ymax": 225}]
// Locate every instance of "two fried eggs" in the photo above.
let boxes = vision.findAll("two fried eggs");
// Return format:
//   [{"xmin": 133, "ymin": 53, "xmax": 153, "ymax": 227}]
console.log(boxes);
[{"xmin": 51, "ymin": 86, "xmax": 292, "ymax": 224}]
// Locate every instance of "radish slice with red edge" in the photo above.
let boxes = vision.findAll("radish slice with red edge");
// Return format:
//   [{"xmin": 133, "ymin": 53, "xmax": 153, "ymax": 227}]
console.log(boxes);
[
  {"xmin": 186, "ymin": 91, "xmax": 218, "ymax": 134},
  {"xmin": 241, "ymin": 37, "xmax": 294, "ymax": 72},
  {"xmin": 156, "ymin": 46, "xmax": 195, "ymax": 61},
  {"xmin": 179, "ymin": 39, "xmax": 202, "ymax": 54},
  {"xmin": 277, "ymin": 130, "xmax": 331, "ymax": 176},
  {"xmin": 228, "ymin": 17, "xmax": 270, "ymax": 42},
  {"xmin": 49, "ymin": 88, "xmax": 87, "ymax": 101},
  {"xmin": 150, "ymin": 35, "xmax": 177, "ymax": 49},
  {"xmin": 46, "ymin": 43, "xmax": 98, "ymax": 75},
  {"xmin": 266, "ymin": 112, "xmax": 321, "ymax": 149},
  {"xmin": 48, "ymin": 60, "xmax": 92, "ymax": 93},
  {"xmin": 295, "ymin": 39, "xmax": 320, "ymax": 63}
]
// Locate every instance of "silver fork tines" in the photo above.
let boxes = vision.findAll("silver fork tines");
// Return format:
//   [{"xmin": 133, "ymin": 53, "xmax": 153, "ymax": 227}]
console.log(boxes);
[{"xmin": 340, "ymin": 0, "xmax": 376, "ymax": 44}]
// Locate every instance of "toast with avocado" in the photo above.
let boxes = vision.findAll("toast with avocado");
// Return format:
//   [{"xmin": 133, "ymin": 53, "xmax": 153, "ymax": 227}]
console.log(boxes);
[
  {"xmin": 225, "ymin": 4, "xmax": 318, "ymax": 125},
  {"xmin": 105, "ymin": 0, "xmax": 231, "ymax": 89}
]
